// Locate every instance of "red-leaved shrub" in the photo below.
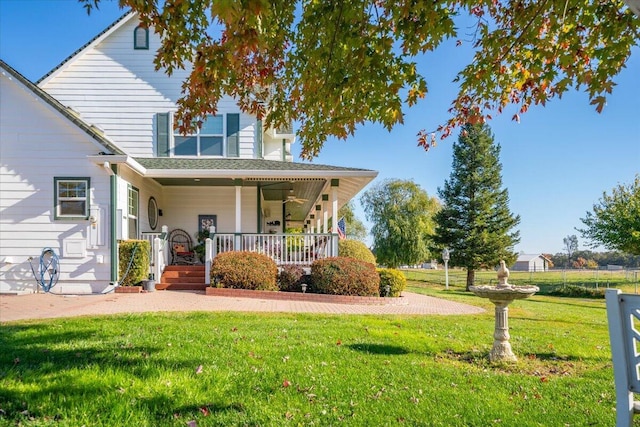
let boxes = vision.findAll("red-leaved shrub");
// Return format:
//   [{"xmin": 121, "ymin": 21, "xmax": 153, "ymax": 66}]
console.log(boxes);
[
  {"xmin": 311, "ymin": 257, "xmax": 380, "ymax": 296},
  {"xmin": 211, "ymin": 251, "xmax": 278, "ymax": 291},
  {"xmin": 278, "ymin": 264, "xmax": 306, "ymax": 292}
]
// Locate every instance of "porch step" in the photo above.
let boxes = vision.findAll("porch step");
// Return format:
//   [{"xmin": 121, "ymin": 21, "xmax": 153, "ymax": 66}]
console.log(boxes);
[{"xmin": 159, "ymin": 265, "xmax": 207, "ymax": 291}]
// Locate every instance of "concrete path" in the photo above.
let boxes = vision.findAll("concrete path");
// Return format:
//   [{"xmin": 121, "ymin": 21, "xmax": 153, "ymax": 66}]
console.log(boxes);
[{"xmin": 0, "ymin": 290, "xmax": 484, "ymax": 323}]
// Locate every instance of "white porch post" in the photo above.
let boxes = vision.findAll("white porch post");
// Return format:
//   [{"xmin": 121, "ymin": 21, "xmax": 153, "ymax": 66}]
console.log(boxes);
[
  {"xmin": 322, "ymin": 194, "xmax": 329, "ymax": 233},
  {"xmin": 316, "ymin": 205, "xmax": 322, "ymax": 233},
  {"xmin": 331, "ymin": 180, "xmax": 339, "ymax": 233},
  {"xmin": 204, "ymin": 237, "xmax": 212, "ymax": 285},
  {"xmin": 331, "ymin": 180, "xmax": 339, "ymax": 256},
  {"xmin": 235, "ymin": 181, "xmax": 242, "ymax": 250},
  {"xmin": 161, "ymin": 225, "xmax": 169, "ymax": 267},
  {"xmin": 153, "ymin": 237, "xmax": 162, "ymax": 284}
]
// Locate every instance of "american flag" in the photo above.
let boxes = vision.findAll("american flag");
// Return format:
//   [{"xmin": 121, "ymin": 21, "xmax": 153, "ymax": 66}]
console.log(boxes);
[{"xmin": 337, "ymin": 217, "xmax": 346, "ymax": 239}]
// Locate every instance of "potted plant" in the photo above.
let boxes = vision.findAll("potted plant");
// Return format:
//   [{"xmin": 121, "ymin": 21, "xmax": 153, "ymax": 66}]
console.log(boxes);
[
  {"xmin": 141, "ymin": 273, "xmax": 156, "ymax": 292},
  {"xmin": 193, "ymin": 229, "xmax": 210, "ymax": 263}
]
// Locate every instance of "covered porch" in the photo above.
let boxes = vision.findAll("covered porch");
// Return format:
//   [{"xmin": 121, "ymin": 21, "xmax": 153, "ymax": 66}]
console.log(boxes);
[{"xmin": 98, "ymin": 157, "xmax": 378, "ymax": 286}]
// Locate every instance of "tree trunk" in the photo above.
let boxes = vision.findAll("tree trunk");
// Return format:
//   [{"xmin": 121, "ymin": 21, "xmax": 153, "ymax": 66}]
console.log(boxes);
[{"xmin": 466, "ymin": 269, "xmax": 475, "ymax": 291}]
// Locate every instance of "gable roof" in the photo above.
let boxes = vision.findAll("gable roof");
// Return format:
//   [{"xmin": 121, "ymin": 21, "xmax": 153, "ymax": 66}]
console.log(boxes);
[
  {"xmin": 516, "ymin": 254, "xmax": 550, "ymax": 262},
  {"xmin": 0, "ymin": 59, "xmax": 125, "ymax": 155},
  {"xmin": 37, "ymin": 10, "xmax": 136, "ymax": 85}
]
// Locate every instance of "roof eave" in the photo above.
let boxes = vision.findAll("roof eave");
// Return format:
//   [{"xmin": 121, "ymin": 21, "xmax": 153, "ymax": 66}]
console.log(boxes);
[
  {"xmin": 141, "ymin": 168, "xmax": 378, "ymax": 179},
  {"xmin": 1, "ymin": 59, "xmax": 125, "ymax": 156}
]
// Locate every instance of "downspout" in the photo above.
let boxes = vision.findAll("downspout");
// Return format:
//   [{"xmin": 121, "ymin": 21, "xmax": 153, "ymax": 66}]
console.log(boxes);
[{"xmin": 103, "ymin": 161, "xmax": 118, "ymax": 284}]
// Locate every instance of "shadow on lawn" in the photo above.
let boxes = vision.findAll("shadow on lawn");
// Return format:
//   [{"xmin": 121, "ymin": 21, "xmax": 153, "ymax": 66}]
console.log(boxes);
[
  {"xmin": 347, "ymin": 343, "xmax": 410, "ymax": 355},
  {"xmin": 0, "ymin": 323, "xmax": 219, "ymax": 424}
]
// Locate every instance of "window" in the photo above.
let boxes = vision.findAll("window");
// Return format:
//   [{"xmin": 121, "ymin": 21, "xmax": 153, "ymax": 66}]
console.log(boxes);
[
  {"xmin": 128, "ymin": 186, "xmax": 139, "ymax": 239},
  {"xmin": 175, "ymin": 115, "xmax": 224, "ymax": 156},
  {"xmin": 54, "ymin": 178, "xmax": 90, "ymax": 219},
  {"xmin": 155, "ymin": 113, "xmax": 240, "ymax": 158},
  {"xmin": 134, "ymin": 26, "xmax": 149, "ymax": 50}
]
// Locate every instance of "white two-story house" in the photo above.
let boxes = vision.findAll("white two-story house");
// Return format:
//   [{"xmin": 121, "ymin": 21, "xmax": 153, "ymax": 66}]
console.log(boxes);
[{"xmin": 0, "ymin": 11, "xmax": 377, "ymax": 294}]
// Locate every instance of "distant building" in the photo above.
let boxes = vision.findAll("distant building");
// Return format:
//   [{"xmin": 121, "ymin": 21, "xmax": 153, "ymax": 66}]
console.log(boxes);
[{"xmin": 511, "ymin": 254, "xmax": 551, "ymax": 272}]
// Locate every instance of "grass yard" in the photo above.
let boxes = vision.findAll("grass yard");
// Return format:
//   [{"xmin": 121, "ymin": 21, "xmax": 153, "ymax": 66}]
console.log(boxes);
[{"xmin": 0, "ymin": 283, "xmax": 623, "ymax": 427}]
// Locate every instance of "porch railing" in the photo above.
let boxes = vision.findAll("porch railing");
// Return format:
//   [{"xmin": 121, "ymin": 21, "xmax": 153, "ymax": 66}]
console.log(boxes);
[{"xmin": 204, "ymin": 233, "xmax": 338, "ymax": 285}]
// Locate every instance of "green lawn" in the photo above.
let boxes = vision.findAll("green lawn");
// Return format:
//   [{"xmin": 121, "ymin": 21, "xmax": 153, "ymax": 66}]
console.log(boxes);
[{"xmin": 0, "ymin": 284, "xmax": 624, "ymax": 426}]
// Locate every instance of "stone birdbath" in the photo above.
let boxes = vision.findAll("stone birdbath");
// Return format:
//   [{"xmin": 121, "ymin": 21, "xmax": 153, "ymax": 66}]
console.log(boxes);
[{"xmin": 469, "ymin": 260, "xmax": 539, "ymax": 362}]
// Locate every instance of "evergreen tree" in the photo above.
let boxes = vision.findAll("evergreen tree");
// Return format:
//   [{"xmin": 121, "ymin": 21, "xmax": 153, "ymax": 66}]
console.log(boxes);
[{"xmin": 432, "ymin": 123, "xmax": 520, "ymax": 290}]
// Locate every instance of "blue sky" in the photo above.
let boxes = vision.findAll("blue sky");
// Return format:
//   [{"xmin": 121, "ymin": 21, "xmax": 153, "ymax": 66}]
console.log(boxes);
[{"xmin": 1, "ymin": 0, "xmax": 638, "ymax": 255}]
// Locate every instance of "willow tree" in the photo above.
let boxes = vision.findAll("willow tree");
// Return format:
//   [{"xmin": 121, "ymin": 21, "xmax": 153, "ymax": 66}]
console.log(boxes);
[
  {"xmin": 361, "ymin": 179, "xmax": 439, "ymax": 268},
  {"xmin": 432, "ymin": 123, "xmax": 520, "ymax": 291},
  {"xmin": 82, "ymin": 0, "xmax": 639, "ymax": 158}
]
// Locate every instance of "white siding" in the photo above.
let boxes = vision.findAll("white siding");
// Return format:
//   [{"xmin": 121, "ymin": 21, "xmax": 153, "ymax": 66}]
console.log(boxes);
[
  {"xmin": 117, "ymin": 167, "xmax": 164, "ymax": 237},
  {"xmin": 263, "ymin": 136, "xmax": 285, "ymax": 161},
  {"xmin": 160, "ymin": 186, "xmax": 258, "ymax": 238},
  {"xmin": 41, "ymin": 16, "xmax": 259, "ymax": 158},
  {"xmin": 0, "ymin": 71, "xmax": 112, "ymax": 294}
]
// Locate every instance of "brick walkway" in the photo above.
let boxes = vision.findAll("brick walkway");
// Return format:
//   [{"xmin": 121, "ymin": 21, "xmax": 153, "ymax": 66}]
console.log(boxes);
[{"xmin": 0, "ymin": 290, "xmax": 484, "ymax": 323}]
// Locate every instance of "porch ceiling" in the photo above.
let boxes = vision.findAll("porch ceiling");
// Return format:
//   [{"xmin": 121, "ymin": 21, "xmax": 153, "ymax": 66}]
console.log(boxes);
[{"xmin": 110, "ymin": 157, "xmax": 378, "ymax": 222}]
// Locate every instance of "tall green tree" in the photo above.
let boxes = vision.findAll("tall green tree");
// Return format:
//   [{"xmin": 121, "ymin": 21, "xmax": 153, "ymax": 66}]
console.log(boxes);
[
  {"xmin": 83, "ymin": 0, "xmax": 639, "ymax": 158},
  {"xmin": 577, "ymin": 175, "xmax": 640, "ymax": 255},
  {"xmin": 361, "ymin": 179, "xmax": 439, "ymax": 268},
  {"xmin": 432, "ymin": 123, "xmax": 520, "ymax": 291},
  {"xmin": 563, "ymin": 234, "xmax": 579, "ymax": 267}
]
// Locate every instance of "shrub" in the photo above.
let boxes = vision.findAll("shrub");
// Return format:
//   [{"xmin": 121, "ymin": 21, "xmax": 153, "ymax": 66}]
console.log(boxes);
[
  {"xmin": 211, "ymin": 251, "xmax": 278, "ymax": 291},
  {"xmin": 278, "ymin": 264, "xmax": 306, "ymax": 292},
  {"xmin": 118, "ymin": 240, "xmax": 150, "ymax": 286},
  {"xmin": 540, "ymin": 284, "xmax": 606, "ymax": 299},
  {"xmin": 378, "ymin": 268, "xmax": 407, "ymax": 297},
  {"xmin": 311, "ymin": 257, "xmax": 380, "ymax": 296},
  {"xmin": 338, "ymin": 239, "xmax": 376, "ymax": 265}
]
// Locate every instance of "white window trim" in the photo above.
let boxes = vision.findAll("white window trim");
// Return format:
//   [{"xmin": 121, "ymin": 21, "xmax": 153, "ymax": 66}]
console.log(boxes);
[
  {"xmin": 128, "ymin": 185, "xmax": 139, "ymax": 239},
  {"xmin": 172, "ymin": 114, "xmax": 226, "ymax": 157},
  {"xmin": 54, "ymin": 177, "xmax": 90, "ymax": 220}
]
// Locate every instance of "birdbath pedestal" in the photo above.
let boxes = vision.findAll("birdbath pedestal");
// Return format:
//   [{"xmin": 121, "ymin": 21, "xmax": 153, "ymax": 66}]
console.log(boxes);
[{"xmin": 469, "ymin": 261, "xmax": 539, "ymax": 362}]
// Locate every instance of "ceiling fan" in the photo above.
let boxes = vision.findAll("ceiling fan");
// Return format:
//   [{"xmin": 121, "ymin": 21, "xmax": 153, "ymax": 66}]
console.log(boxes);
[{"xmin": 283, "ymin": 189, "xmax": 308, "ymax": 204}]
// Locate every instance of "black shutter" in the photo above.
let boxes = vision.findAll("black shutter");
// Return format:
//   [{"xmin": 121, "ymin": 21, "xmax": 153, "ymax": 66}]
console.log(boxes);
[
  {"xmin": 156, "ymin": 113, "xmax": 170, "ymax": 157},
  {"xmin": 226, "ymin": 113, "xmax": 240, "ymax": 157}
]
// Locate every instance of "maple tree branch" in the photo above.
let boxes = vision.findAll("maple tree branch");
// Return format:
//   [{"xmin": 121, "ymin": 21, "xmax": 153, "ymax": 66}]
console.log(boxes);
[{"xmin": 497, "ymin": 0, "xmax": 550, "ymax": 64}]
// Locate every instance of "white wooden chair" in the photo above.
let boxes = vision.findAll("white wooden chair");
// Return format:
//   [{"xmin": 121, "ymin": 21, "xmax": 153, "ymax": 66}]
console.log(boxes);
[{"xmin": 605, "ymin": 288, "xmax": 640, "ymax": 426}]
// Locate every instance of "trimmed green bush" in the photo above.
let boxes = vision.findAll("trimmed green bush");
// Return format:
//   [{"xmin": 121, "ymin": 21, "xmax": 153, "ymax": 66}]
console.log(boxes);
[
  {"xmin": 118, "ymin": 240, "xmax": 150, "ymax": 286},
  {"xmin": 338, "ymin": 239, "xmax": 376, "ymax": 265},
  {"xmin": 211, "ymin": 251, "xmax": 278, "ymax": 291},
  {"xmin": 278, "ymin": 264, "xmax": 306, "ymax": 292},
  {"xmin": 540, "ymin": 284, "xmax": 606, "ymax": 299},
  {"xmin": 311, "ymin": 257, "xmax": 380, "ymax": 296},
  {"xmin": 377, "ymin": 268, "xmax": 407, "ymax": 297}
]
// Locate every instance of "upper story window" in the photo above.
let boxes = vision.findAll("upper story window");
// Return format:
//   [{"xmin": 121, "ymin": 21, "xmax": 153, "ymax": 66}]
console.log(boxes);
[
  {"xmin": 54, "ymin": 177, "xmax": 90, "ymax": 219},
  {"xmin": 156, "ymin": 113, "xmax": 240, "ymax": 158},
  {"xmin": 134, "ymin": 26, "xmax": 149, "ymax": 50},
  {"xmin": 175, "ymin": 115, "xmax": 224, "ymax": 156}
]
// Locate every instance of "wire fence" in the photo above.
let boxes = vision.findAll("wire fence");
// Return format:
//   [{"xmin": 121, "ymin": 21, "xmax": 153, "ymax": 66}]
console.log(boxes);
[{"xmin": 402, "ymin": 268, "xmax": 640, "ymax": 293}]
